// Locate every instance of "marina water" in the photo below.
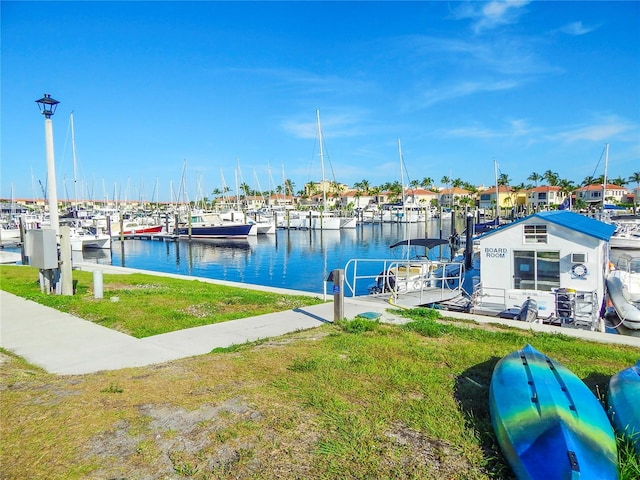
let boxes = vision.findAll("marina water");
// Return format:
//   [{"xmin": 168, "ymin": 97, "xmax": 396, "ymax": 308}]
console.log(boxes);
[{"xmin": 74, "ymin": 219, "xmax": 461, "ymax": 295}]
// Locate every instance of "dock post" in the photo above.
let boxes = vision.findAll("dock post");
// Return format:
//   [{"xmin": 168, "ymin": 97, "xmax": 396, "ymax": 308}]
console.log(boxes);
[
  {"xmin": 93, "ymin": 270, "xmax": 104, "ymax": 299},
  {"xmin": 330, "ymin": 269, "xmax": 344, "ymax": 322}
]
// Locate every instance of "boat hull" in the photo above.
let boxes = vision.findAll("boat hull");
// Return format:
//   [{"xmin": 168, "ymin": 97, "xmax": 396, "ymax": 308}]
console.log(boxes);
[
  {"xmin": 606, "ymin": 273, "xmax": 640, "ymax": 330},
  {"xmin": 121, "ymin": 225, "xmax": 163, "ymax": 235},
  {"xmin": 69, "ymin": 232, "xmax": 111, "ymax": 251},
  {"xmin": 610, "ymin": 237, "xmax": 640, "ymax": 249},
  {"xmin": 176, "ymin": 224, "xmax": 253, "ymax": 239},
  {"xmin": 608, "ymin": 361, "xmax": 640, "ymax": 455},
  {"xmin": 489, "ymin": 344, "xmax": 618, "ymax": 480}
]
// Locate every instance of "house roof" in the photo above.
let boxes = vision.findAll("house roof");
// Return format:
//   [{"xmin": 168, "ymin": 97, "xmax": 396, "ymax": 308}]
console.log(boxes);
[
  {"xmin": 576, "ymin": 184, "xmax": 628, "ymax": 192},
  {"xmin": 527, "ymin": 185, "xmax": 562, "ymax": 193},
  {"xmin": 439, "ymin": 187, "xmax": 470, "ymax": 195},
  {"xmin": 479, "ymin": 210, "xmax": 616, "ymax": 242}
]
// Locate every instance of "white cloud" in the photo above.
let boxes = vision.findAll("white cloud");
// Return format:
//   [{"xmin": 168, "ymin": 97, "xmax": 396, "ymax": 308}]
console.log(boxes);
[
  {"xmin": 441, "ymin": 118, "xmax": 537, "ymax": 140},
  {"xmin": 559, "ymin": 21, "xmax": 597, "ymax": 36},
  {"xmin": 453, "ymin": 0, "xmax": 531, "ymax": 34},
  {"xmin": 548, "ymin": 116, "xmax": 637, "ymax": 143},
  {"xmin": 416, "ymin": 79, "xmax": 519, "ymax": 108}
]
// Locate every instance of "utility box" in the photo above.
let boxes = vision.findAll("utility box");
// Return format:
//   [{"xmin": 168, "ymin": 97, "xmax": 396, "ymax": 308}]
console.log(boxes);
[{"xmin": 26, "ymin": 229, "xmax": 58, "ymax": 269}]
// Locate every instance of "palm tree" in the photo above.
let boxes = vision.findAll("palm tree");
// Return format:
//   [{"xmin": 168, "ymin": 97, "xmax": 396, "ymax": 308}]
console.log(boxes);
[
  {"xmin": 543, "ymin": 170, "xmax": 559, "ymax": 187},
  {"xmin": 497, "ymin": 173, "xmax": 510, "ymax": 186},
  {"xmin": 609, "ymin": 176, "xmax": 627, "ymax": 187},
  {"xmin": 629, "ymin": 171, "xmax": 640, "ymax": 212},
  {"xmin": 369, "ymin": 186, "xmax": 381, "ymax": 204},
  {"xmin": 557, "ymin": 178, "xmax": 575, "ymax": 209},
  {"xmin": 527, "ymin": 172, "xmax": 542, "ymax": 187},
  {"xmin": 239, "ymin": 182, "xmax": 251, "ymax": 197},
  {"xmin": 420, "ymin": 177, "xmax": 433, "ymax": 189},
  {"xmin": 582, "ymin": 176, "xmax": 596, "ymax": 186},
  {"xmin": 284, "ymin": 179, "xmax": 295, "ymax": 197}
]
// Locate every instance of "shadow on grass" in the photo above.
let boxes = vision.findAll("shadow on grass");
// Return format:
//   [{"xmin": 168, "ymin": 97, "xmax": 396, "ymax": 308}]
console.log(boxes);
[
  {"xmin": 581, "ymin": 371, "xmax": 612, "ymax": 404},
  {"xmin": 454, "ymin": 356, "xmax": 516, "ymax": 480}
]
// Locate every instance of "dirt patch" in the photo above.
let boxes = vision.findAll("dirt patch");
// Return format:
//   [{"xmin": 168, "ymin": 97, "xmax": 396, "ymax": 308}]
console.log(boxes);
[
  {"xmin": 386, "ymin": 423, "xmax": 476, "ymax": 477},
  {"xmin": 85, "ymin": 397, "xmax": 263, "ymax": 478}
]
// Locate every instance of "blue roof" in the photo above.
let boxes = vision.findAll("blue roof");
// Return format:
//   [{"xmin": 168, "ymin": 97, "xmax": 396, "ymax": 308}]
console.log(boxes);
[{"xmin": 480, "ymin": 210, "xmax": 616, "ymax": 241}]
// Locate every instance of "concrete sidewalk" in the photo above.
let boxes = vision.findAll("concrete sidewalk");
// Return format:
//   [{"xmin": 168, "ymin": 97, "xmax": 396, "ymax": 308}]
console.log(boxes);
[
  {"xmin": 0, "ymin": 290, "xmax": 404, "ymax": 375},
  {"xmin": 2, "ymin": 263, "xmax": 638, "ymax": 375}
]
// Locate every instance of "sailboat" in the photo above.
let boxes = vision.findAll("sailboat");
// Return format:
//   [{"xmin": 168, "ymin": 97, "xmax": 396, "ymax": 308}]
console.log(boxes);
[
  {"xmin": 64, "ymin": 112, "xmax": 111, "ymax": 251},
  {"xmin": 306, "ymin": 110, "xmax": 341, "ymax": 231},
  {"xmin": 396, "ymin": 139, "xmax": 424, "ymax": 224}
]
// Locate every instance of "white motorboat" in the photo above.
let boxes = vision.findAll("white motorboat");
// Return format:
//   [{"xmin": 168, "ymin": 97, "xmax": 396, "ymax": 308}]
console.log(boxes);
[
  {"xmin": 69, "ymin": 226, "xmax": 111, "ymax": 251},
  {"xmin": 609, "ymin": 221, "xmax": 640, "ymax": 249},
  {"xmin": 606, "ymin": 254, "xmax": 640, "ymax": 330}
]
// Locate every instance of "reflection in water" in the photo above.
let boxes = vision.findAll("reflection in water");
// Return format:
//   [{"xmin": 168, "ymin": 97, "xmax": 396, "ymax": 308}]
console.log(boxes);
[
  {"xmin": 105, "ymin": 220, "xmax": 459, "ymax": 294},
  {"xmin": 71, "ymin": 247, "xmax": 112, "ymax": 265}
]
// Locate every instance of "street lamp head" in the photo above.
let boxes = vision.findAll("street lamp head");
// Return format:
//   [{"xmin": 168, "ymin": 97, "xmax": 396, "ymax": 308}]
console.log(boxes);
[{"xmin": 35, "ymin": 93, "xmax": 60, "ymax": 118}]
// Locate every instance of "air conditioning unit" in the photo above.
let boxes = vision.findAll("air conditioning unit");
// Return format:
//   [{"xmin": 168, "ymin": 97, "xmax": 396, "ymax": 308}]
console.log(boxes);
[{"xmin": 571, "ymin": 253, "xmax": 587, "ymax": 264}]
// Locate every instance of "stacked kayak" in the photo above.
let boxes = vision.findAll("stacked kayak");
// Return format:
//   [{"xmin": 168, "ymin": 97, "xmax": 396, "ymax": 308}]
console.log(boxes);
[
  {"xmin": 608, "ymin": 360, "xmax": 640, "ymax": 456},
  {"xmin": 489, "ymin": 344, "xmax": 618, "ymax": 479}
]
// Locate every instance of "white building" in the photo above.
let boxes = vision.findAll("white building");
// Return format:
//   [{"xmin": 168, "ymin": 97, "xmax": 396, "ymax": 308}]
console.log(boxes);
[{"xmin": 472, "ymin": 211, "xmax": 616, "ymax": 329}]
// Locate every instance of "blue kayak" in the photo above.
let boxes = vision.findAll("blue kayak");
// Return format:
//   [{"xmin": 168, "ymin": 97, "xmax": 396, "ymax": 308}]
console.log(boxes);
[
  {"xmin": 489, "ymin": 344, "xmax": 618, "ymax": 479},
  {"xmin": 608, "ymin": 360, "xmax": 640, "ymax": 455}
]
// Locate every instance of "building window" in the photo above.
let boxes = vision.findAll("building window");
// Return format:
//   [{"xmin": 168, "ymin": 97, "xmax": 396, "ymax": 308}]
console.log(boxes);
[
  {"xmin": 524, "ymin": 224, "xmax": 547, "ymax": 243},
  {"xmin": 513, "ymin": 250, "xmax": 560, "ymax": 291}
]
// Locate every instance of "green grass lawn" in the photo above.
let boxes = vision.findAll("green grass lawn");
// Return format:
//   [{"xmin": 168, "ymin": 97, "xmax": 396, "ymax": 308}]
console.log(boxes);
[
  {"xmin": 1, "ymin": 265, "xmax": 638, "ymax": 479},
  {"xmin": 0, "ymin": 265, "xmax": 324, "ymax": 337}
]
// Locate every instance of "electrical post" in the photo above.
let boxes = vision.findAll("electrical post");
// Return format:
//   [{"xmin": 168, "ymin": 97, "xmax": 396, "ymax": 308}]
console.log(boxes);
[{"xmin": 35, "ymin": 93, "xmax": 73, "ymax": 295}]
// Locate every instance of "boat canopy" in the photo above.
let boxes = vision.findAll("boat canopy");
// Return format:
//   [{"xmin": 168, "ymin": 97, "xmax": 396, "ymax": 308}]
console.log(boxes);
[{"xmin": 389, "ymin": 238, "xmax": 449, "ymax": 249}]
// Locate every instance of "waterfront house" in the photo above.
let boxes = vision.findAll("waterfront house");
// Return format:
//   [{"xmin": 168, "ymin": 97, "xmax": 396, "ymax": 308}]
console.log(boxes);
[
  {"xmin": 438, "ymin": 187, "xmax": 472, "ymax": 208},
  {"xmin": 526, "ymin": 186, "xmax": 568, "ymax": 210},
  {"xmin": 405, "ymin": 188, "xmax": 439, "ymax": 208},
  {"xmin": 334, "ymin": 189, "xmax": 376, "ymax": 211},
  {"xmin": 574, "ymin": 184, "xmax": 628, "ymax": 207},
  {"xmin": 473, "ymin": 210, "xmax": 616, "ymax": 329},
  {"xmin": 266, "ymin": 194, "xmax": 297, "ymax": 209},
  {"xmin": 477, "ymin": 185, "xmax": 516, "ymax": 215}
]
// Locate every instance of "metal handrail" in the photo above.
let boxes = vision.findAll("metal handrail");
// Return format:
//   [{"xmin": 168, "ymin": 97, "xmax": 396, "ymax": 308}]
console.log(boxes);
[{"xmin": 343, "ymin": 257, "xmax": 465, "ymax": 301}]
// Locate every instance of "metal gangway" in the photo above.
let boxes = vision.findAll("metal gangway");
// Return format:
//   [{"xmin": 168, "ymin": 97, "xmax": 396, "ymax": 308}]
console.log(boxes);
[{"xmin": 343, "ymin": 257, "xmax": 467, "ymax": 309}]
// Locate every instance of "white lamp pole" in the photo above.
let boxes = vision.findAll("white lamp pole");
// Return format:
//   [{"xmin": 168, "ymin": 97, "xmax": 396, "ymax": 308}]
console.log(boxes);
[{"xmin": 35, "ymin": 94, "xmax": 60, "ymax": 234}]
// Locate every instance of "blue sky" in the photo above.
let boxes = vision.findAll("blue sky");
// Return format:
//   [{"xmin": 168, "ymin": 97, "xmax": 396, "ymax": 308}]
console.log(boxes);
[{"xmin": 2, "ymin": 1, "xmax": 639, "ymax": 202}]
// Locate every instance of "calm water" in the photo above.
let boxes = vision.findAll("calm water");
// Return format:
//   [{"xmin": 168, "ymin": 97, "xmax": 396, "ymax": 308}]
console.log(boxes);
[{"xmin": 75, "ymin": 219, "xmax": 461, "ymax": 295}]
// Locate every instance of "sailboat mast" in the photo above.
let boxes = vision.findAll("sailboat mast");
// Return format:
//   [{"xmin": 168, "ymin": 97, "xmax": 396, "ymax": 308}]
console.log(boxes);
[
  {"xmin": 494, "ymin": 159, "xmax": 500, "ymax": 221},
  {"xmin": 316, "ymin": 109, "xmax": 327, "ymax": 211},
  {"xmin": 70, "ymin": 111, "xmax": 78, "ymax": 213},
  {"xmin": 603, "ymin": 143, "xmax": 609, "ymax": 212}
]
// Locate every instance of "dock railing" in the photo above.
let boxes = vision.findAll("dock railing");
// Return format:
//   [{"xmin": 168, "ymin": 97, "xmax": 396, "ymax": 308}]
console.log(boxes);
[
  {"xmin": 470, "ymin": 283, "xmax": 509, "ymax": 314},
  {"xmin": 343, "ymin": 257, "xmax": 465, "ymax": 306}
]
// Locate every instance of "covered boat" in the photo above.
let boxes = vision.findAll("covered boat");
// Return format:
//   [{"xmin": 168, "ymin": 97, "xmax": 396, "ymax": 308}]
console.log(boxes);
[{"xmin": 606, "ymin": 254, "xmax": 640, "ymax": 330}]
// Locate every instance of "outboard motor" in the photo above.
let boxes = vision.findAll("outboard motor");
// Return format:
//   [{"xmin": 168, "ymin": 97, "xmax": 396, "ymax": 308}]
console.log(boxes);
[
  {"xmin": 370, "ymin": 270, "xmax": 396, "ymax": 294},
  {"xmin": 516, "ymin": 298, "xmax": 538, "ymax": 322}
]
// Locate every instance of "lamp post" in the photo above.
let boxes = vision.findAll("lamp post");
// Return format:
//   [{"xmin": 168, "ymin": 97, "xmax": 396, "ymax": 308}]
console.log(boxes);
[
  {"xmin": 35, "ymin": 94, "xmax": 60, "ymax": 234},
  {"xmin": 34, "ymin": 93, "xmax": 73, "ymax": 296}
]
